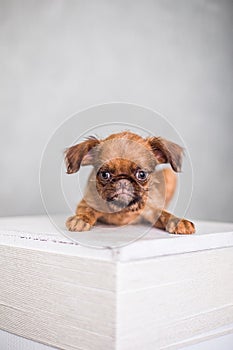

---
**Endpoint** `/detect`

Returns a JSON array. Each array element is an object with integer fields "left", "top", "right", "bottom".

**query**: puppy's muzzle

[
  {"left": 107, "top": 177, "right": 136, "bottom": 204},
  {"left": 115, "top": 179, "right": 134, "bottom": 196}
]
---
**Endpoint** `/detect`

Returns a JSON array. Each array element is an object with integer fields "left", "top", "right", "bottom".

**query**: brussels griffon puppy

[{"left": 65, "top": 131, "right": 195, "bottom": 234}]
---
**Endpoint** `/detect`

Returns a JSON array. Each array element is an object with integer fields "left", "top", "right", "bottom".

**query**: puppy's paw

[
  {"left": 66, "top": 216, "right": 92, "bottom": 232},
  {"left": 166, "top": 218, "right": 195, "bottom": 235}
]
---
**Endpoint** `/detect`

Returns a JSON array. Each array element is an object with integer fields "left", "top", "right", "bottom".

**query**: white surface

[
  {"left": 0, "top": 330, "right": 57, "bottom": 350},
  {"left": 183, "top": 332, "right": 233, "bottom": 350},
  {"left": 1, "top": 216, "right": 233, "bottom": 349},
  {"left": 116, "top": 247, "right": 233, "bottom": 350},
  {"left": 0, "top": 244, "right": 116, "bottom": 349},
  {"left": 0, "top": 215, "right": 233, "bottom": 261},
  {"left": 1, "top": 329, "right": 233, "bottom": 350}
]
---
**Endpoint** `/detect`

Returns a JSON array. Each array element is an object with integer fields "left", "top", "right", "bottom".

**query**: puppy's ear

[
  {"left": 147, "top": 137, "right": 184, "bottom": 172},
  {"left": 65, "top": 136, "right": 100, "bottom": 174}
]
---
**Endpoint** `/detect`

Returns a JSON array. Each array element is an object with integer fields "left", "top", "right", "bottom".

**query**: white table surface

[{"left": 0, "top": 215, "right": 233, "bottom": 261}]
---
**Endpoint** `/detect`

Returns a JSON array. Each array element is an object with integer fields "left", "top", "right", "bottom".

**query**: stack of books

[{"left": 0, "top": 215, "right": 233, "bottom": 350}]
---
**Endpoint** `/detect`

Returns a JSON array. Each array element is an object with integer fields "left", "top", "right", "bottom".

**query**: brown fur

[{"left": 65, "top": 132, "right": 195, "bottom": 234}]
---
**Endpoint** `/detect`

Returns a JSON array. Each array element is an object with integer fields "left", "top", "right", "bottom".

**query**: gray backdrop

[{"left": 0, "top": 0, "right": 233, "bottom": 222}]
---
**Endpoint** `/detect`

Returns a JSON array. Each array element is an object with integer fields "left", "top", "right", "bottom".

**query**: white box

[{"left": 0, "top": 216, "right": 233, "bottom": 350}]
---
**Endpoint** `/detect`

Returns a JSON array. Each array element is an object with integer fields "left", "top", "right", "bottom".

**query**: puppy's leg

[
  {"left": 143, "top": 208, "right": 195, "bottom": 234},
  {"left": 66, "top": 199, "right": 101, "bottom": 232},
  {"left": 154, "top": 209, "right": 195, "bottom": 234}
]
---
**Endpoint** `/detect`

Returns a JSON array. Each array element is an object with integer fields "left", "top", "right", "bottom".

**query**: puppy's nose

[{"left": 116, "top": 179, "right": 132, "bottom": 192}]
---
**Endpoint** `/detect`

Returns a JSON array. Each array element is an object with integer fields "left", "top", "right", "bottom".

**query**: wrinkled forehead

[{"left": 95, "top": 138, "right": 156, "bottom": 170}]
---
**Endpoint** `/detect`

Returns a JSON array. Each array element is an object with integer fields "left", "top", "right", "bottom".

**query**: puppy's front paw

[
  {"left": 66, "top": 216, "right": 92, "bottom": 232},
  {"left": 166, "top": 218, "right": 195, "bottom": 235}
]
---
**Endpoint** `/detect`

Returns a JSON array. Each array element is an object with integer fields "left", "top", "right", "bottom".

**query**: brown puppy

[{"left": 65, "top": 132, "right": 195, "bottom": 234}]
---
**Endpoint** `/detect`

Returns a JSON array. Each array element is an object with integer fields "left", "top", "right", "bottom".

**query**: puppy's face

[
  {"left": 95, "top": 158, "right": 151, "bottom": 211},
  {"left": 65, "top": 132, "right": 183, "bottom": 213},
  {"left": 92, "top": 136, "right": 157, "bottom": 212}
]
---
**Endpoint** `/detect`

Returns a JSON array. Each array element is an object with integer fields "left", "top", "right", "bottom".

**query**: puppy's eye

[
  {"left": 99, "top": 171, "right": 111, "bottom": 181},
  {"left": 135, "top": 170, "right": 148, "bottom": 181}
]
